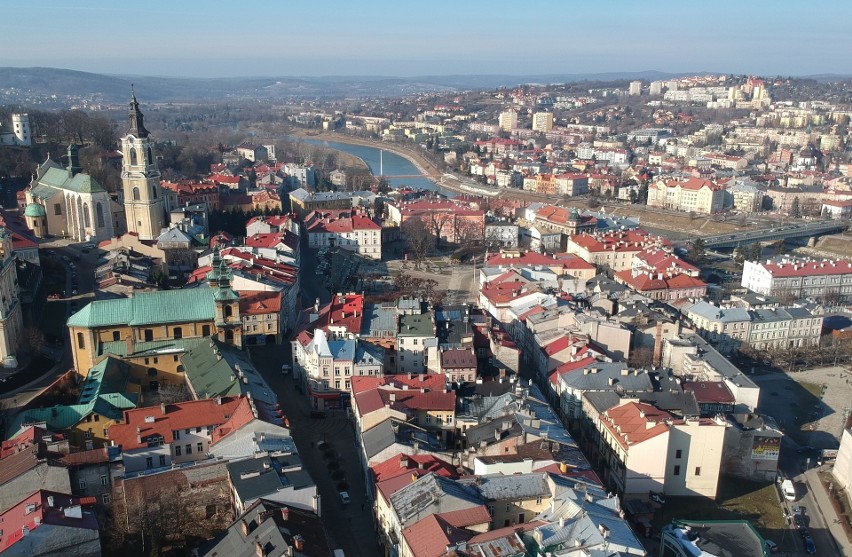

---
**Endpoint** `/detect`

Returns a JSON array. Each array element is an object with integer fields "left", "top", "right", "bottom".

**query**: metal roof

[{"left": 67, "top": 288, "right": 216, "bottom": 328}]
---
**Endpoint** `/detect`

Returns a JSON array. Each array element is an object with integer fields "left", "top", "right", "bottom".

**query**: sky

[{"left": 2, "top": 0, "right": 851, "bottom": 78}]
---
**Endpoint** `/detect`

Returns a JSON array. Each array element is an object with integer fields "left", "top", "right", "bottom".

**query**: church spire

[{"left": 127, "top": 84, "right": 150, "bottom": 138}]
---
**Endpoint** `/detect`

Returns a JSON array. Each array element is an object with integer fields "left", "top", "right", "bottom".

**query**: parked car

[
  {"left": 339, "top": 491, "right": 350, "bottom": 506},
  {"left": 803, "top": 535, "right": 816, "bottom": 554},
  {"left": 281, "top": 364, "right": 292, "bottom": 374},
  {"left": 764, "top": 540, "right": 779, "bottom": 554}
]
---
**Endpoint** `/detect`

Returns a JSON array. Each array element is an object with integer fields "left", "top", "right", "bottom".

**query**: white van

[
  {"left": 333, "top": 550, "right": 345, "bottom": 557},
  {"left": 781, "top": 479, "right": 796, "bottom": 501}
]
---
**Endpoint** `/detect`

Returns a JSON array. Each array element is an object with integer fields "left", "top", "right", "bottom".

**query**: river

[{"left": 289, "top": 136, "right": 454, "bottom": 195}]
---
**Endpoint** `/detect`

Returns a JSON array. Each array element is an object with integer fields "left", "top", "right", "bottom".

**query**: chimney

[
  {"left": 292, "top": 535, "right": 304, "bottom": 552},
  {"left": 47, "top": 496, "right": 54, "bottom": 508},
  {"left": 400, "top": 456, "right": 409, "bottom": 468},
  {"left": 125, "top": 335, "right": 134, "bottom": 356},
  {"left": 240, "top": 519, "right": 250, "bottom": 536},
  {"left": 161, "top": 402, "right": 166, "bottom": 415},
  {"left": 281, "top": 507, "right": 289, "bottom": 521},
  {"left": 136, "top": 427, "right": 141, "bottom": 444},
  {"left": 217, "top": 397, "right": 223, "bottom": 405}
]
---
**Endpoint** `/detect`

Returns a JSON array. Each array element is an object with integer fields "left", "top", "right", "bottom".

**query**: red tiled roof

[
  {"left": 0, "top": 491, "right": 99, "bottom": 553},
  {"left": 109, "top": 396, "right": 246, "bottom": 450},
  {"left": 569, "top": 228, "right": 669, "bottom": 253},
  {"left": 239, "top": 290, "right": 282, "bottom": 315},
  {"left": 371, "top": 453, "right": 458, "bottom": 483},
  {"left": 760, "top": 259, "right": 852, "bottom": 278},
  {"left": 599, "top": 402, "right": 671, "bottom": 450},
  {"left": 305, "top": 209, "right": 381, "bottom": 233},
  {"left": 438, "top": 505, "right": 492, "bottom": 528},
  {"left": 211, "top": 396, "right": 258, "bottom": 443},
  {"left": 57, "top": 448, "right": 109, "bottom": 466},
  {"left": 244, "top": 232, "right": 287, "bottom": 249},
  {"left": 402, "top": 513, "right": 473, "bottom": 557},
  {"left": 1, "top": 426, "right": 61, "bottom": 460}
]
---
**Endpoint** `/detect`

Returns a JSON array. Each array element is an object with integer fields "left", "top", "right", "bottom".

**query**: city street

[{"left": 249, "top": 344, "right": 380, "bottom": 557}]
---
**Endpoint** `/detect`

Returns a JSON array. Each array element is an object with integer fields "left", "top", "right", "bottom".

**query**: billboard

[{"left": 751, "top": 436, "right": 781, "bottom": 460}]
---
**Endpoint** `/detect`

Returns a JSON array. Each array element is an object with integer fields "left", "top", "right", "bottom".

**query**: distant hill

[{"left": 0, "top": 67, "right": 697, "bottom": 102}]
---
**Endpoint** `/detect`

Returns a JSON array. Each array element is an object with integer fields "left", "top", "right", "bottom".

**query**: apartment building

[
  {"left": 531, "top": 111, "right": 553, "bottom": 132},
  {"left": 741, "top": 257, "right": 852, "bottom": 302},
  {"left": 305, "top": 208, "right": 382, "bottom": 259},
  {"left": 565, "top": 229, "right": 670, "bottom": 272}
]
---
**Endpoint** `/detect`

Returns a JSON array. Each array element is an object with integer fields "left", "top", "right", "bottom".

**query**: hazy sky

[{"left": 2, "top": 1, "right": 851, "bottom": 78}]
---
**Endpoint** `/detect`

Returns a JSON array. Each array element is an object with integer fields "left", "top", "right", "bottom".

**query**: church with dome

[{"left": 23, "top": 89, "right": 166, "bottom": 243}]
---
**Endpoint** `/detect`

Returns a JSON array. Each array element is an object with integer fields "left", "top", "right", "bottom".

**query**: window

[
  {"left": 185, "top": 444, "right": 192, "bottom": 455},
  {"left": 487, "top": 505, "right": 494, "bottom": 516},
  {"left": 506, "top": 504, "right": 511, "bottom": 512},
  {"left": 132, "top": 186, "right": 141, "bottom": 201},
  {"left": 173, "top": 327, "right": 182, "bottom": 339},
  {"left": 695, "top": 467, "right": 701, "bottom": 476},
  {"left": 195, "top": 427, "right": 201, "bottom": 434},
  {"left": 79, "top": 479, "right": 87, "bottom": 489},
  {"left": 202, "top": 325, "right": 211, "bottom": 336},
  {"left": 94, "top": 415, "right": 100, "bottom": 422},
  {"left": 175, "top": 445, "right": 182, "bottom": 456},
  {"left": 146, "top": 457, "right": 153, "bottom": 469},
  {"left": 413, "top": 339, "right": 418, "bottom": 345},
  {"left": 77, "top": 332, "right": 85, "bottom": 349},
  {"left": 197, "top": 442, "right": 203, "bottom": 453},
  {"left": 84, "top": 430, "right": 92, "bottom": 439},
  {"left": 112, "top": 331, "right": 120, "bottom": 341},
  {"left": 54, "top": 203, "right": 62, "bottom": 215},
  {"left": 185, "top": 429, "right": 190, "bottom": 434},
  {"left": 144, "top": 329, "right": 153, "bottom": 341},
  {"left": 673, "top": 465, "right": 681, "bottom": 476},
  {"left": 102, "top": 494, "right": 111, "bottom": 505},
  {"left": 96, "top": 202, "right": 105, "bottom": 228},
  {"left": 224, "top": 305, "right": 233, "bottom": 318},
  {"left": 130, "top": 149, "right": 138, "bottom": 165},
  {"left": 147, "top": 146, "right": 153, "bottom": 164},
  {"left": 101, "top": 475, "right": 108, "bottom": 486},
  {"left": 675, "top": 449, "right": 682, "bottom": 459},
  {"left": 536, "top": 496, "right": 542, "bottom": 505},
  {"left": 173, "top": 430, "right": 180, "bottom": 440}
]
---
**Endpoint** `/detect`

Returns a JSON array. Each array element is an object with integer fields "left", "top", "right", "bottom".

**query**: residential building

[
  {"left": 566, "top": 229, "right": 670, "bottom": 272},
  {"left": 833, "top": 426, "right": 852, "bottom": 495},
  {"left": 531, "top": 112, "right": 553, "bottom": 132},
  {"left": 438, "top": 348, "right": 478, "bottom": 383},
  {"left": 613, "top": 268, "right": 707, "bottom": 301},
  {"left": 239, "top": 290, "right": 284, "bottom": 345},
  {"left": 727, "top": 178, "right": 766, "bottom": 212},
  {"left": 595, "top": 401, "right": 725, "bottom": 497},
  {"left": 499, "top": 110, "right": 518, "bottom": 132},
  {"left": 107, "top": 395, "right": 250, "bottom": 474},
  {"left": 741, "top": 257, "right": 852, "bottom": 302},
  {"left": 387, "top": 197, "right": 485, "bottom": 245},
  {"left": 288, "top": 188, "right": 374, "bottom": 219},
  {"left": 305, "top": 208, "right": 382, "bottom": 259},
  {"left": 0, "top": 491, "right": 101, "bottom": 557},
  {"left": 397, "top": 312, "right": 435, "bottom": 373},
  {"left": 58, "top": 448, "right": 115, "bottom": 506},
  {"left": 822, "top": 199, "right": 852, "bottom": 219},
  {"left": 0, "top": 438, "right": 72, "bottom": 514},
  {"left": 629, "top": 80, "right": 642, "bottom": 96},
  {"left": 227, "top": 453, "right": 319, "bottom": 515},
  {"left": 198, "top": 499, "right": 331, "bottom": 557},
  {"left": 0, "top": 228, "right": 23, "bottom": 362},
  {"left": 0, "top": 113, "right": 30, "bottom": 146}
]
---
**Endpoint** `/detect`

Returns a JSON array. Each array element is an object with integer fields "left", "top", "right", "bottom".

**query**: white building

[
  {"left": 0, "top": 113, "right": 30, "bottom": 146},
  {"left": 498, "top": 110, "right": 518, "bottom": 132},
  {"left": 741, "top": 258, "right": 852, "bottom": 302},
  {"left": 304, "top": 208, "right": 382, "bottom": 259}
]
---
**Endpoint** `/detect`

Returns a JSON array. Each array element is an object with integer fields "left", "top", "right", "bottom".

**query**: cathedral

[{"left": 23, "top": 90, "right": 166, "bottom": 242}]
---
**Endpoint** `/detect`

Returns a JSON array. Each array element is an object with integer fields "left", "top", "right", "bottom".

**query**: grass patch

[{"left": 653, "top": 477, "right": 785, "bottom": 537}]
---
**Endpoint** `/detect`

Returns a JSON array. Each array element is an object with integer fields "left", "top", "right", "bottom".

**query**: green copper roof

[
  {"left": 38, "top": 167, "right": 106, "bottom": 194},
  {"left": 181, "top": 338, "right": 252, "bottom": 399},
  {"left": 7, "top": 356, "right": 138, "bottom": 437},
  {"left": 24, "top": 203, "right": 46, "bottom": 217},
  {"left": 68, "top": 288, "right": 216, "bottom": 328},
  {"left": 30, "top": 184, "right": 60, "bottom": 200}
]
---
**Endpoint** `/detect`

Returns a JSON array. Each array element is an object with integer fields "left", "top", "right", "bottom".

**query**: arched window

[
  {"left": 151, "top": 185, "right": 158, "bottom": 199},
  {"left": 147, "top": 147, "right": 153, "bottom": 164},
  {"left": 130, "top": 149, "right": 137, "bottom": 166},
  {"left": 83, "top": 203, "right": 91, "bottom": 228},
  {"left": 132, "top": 187, "right": 141, "bottom": 201},
  {"left": 225, "top": 330, "right": 234, "bottom": 342},
  {"left": 96, "top": 202, "right": 105, "bottom": 228},
  {"left": 224, "top": 305, "right": 233, "bottom": 318}
]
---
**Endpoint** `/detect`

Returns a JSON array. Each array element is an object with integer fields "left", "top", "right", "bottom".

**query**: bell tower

[{"left": 121, "top": 86, "right": 165, "bottom": 240}]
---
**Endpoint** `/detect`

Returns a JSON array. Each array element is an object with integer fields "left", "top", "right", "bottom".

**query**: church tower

[{"left": 121, "top": 87, "right": 165, "bottom": 240}]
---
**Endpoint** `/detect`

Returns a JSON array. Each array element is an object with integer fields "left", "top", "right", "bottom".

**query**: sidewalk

[{"left": 804, "top": 467, "right": 852, "bottom": 556}]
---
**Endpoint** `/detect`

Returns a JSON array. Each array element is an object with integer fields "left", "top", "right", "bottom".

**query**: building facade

[{"left": 121, "top": 90, "right": 165, "bottom": 241}]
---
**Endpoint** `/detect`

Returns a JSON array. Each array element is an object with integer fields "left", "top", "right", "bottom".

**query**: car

[
  {"left": 803, "top": 535, "right": 816, "bottom": 554},
  {"left": 795, "top": 514, "right": 806, "bottom": 529},
  {"left": 316, "top": 440, "right": 328, "bottom": 451},
  {"left": 71, "top": 289, "right": 78, "bottom": 295},
  {"left": 764, "top": 540, "right": 779, "bottom": 554},
  {"left": 339, "top": 491, "right": 350, "bottom": 505},
  {"left": 649, "top": 491, "right": 666, "bottom": 505},
  {"left": 281, "top": 364, "right": 292, "bottom": 374}
]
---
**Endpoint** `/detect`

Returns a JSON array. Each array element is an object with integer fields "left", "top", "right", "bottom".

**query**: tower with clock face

[{"left": 121, "top": 87, "right": 165, "bottom": 241}]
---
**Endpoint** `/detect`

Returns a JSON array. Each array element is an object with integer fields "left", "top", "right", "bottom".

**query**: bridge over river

[{"left": 699, "top": 220, "right": 848, "bottom": 249}]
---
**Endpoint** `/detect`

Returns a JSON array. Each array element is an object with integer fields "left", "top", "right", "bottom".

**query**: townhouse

[{"left": 304, "top": 208, "right": 383, "bottom": 260}]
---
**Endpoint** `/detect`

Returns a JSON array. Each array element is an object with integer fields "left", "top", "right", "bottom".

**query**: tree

[
  {"left": 789, "top": 197, "right": 801, "bottom": 218},
  {"left": 688, "top": 238, "right": 706, "bottom": 265},
  {"left": 772, "top": 240, "right": 786, "bottom": 256},
  {"left": 401, "top": 219, "right": 434, "bottom": 269},
  {"left": 21, "top": 327, "right": 45, "bottom": 355},
  {"left": 628, "top": 346, "right": 654, "bottom": 369}
]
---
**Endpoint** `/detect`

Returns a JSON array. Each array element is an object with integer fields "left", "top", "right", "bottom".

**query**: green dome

[{"left": 24, "top": 203, "right": 46, "bottom": 218}]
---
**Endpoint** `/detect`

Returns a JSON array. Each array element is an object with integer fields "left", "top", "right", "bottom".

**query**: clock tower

[{"left": 121, "top": 86, "right": 165, "bottom": 240}]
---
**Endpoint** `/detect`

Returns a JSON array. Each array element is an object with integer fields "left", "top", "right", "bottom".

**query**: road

[{"left": 249, "top": 344, "right": 380, "bottom": 557}]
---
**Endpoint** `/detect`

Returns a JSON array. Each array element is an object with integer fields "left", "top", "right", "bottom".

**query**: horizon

[{"left": 2, "top": 1, "right": 851, "bottom": 79}]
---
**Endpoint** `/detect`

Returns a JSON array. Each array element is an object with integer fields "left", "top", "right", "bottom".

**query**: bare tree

[
  {"left": 20, "top": 327, "right": 45, "bottom": 355},
  {"left": 401, "top": 219, "right": 434, "bottom": 269}
]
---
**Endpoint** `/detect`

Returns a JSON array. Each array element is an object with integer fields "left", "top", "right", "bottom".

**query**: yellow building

[
  {"left": 67, "top": 250, "right": 243, "bottom": 388},
  {"left": 7, "top": 357, "right": 141, "bottom": 449}
]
